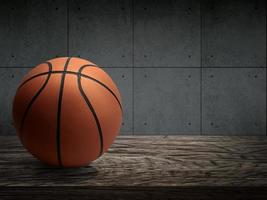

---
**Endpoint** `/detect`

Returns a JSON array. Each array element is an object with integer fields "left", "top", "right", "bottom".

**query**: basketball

[{"left": 12, "top": 57, "right": 123, "bottom": 167}]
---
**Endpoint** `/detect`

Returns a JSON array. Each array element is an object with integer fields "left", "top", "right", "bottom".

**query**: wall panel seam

[
  {"left": 67, "top": 0, "right": 69, "bottom": 56},
  {"left": 200, "top": 0, "right": 203, "bottom": 135},
  {"left": 132, "top": 0, "right": 134, "bottom": 136}
]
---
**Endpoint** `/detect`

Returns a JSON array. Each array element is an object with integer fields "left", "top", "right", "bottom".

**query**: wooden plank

[
  {"left": 1, "top": 136, "right": 267, "bottom": 186},
  {"left": 1, "top": 186, "right": 267, "bottom": 200},
  {"left": 0, "top": 136, "right": 267, "bottom": 199}
]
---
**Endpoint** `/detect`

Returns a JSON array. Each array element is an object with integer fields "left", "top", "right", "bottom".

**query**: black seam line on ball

[
  {"left": 79, "top": 65, "right": 105, "bottom": 156},
  {"left": 56, "top": 57, "right": 72, "bottom": 167},
  {"left": 19, "top": 69, "right": 123, "bottom": 112},
  {"left": 77, "top": 70, "right": 104, "bottom": 157},
  {"left": 18, "top": 64, "right": 98, "bottom": 90},
  {"left": 19, "top": 62, "right": 52, "bottom": 143}
]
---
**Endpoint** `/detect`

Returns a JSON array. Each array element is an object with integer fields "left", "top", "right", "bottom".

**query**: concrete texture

[
  {"left": 134, "top": 0, "right": 201, "bottom": 67},
  {"left": 0, "top": 0, "right": 67, "bottom": 67},
  {"left": 202, "top": 68, "right": 266, "bottom": 135},
  {"left": 69, "top": 0, "right": 132, "bottom": 67},
  {"left": 134, "top": 68, "right": 201, "bottom": 134},
  {"left": 0, "top": 0, "right": 266, "bottom": 135},
  {"left": 202, "top": 0, "right": 266, "bottom": 67}
]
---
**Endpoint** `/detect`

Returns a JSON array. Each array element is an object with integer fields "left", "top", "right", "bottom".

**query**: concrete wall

[{"left": 0, "top": 0, "right": 266, "bottom": 135}]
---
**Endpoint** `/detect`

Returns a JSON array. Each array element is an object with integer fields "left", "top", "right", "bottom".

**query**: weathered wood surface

[{"left": 1, "top": 136, "right": 267, "bottom": 199}]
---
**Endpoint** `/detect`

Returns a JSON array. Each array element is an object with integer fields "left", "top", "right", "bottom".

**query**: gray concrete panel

[
  {"left": 202, "top": 0, "right": 266, "bottom": 67},
  {"left": 103, "top": 67, "right": 133, "bottom": 135},
  {"left": 134, "top": 0, "right": 201, "bottom": 67},
  {"left": 69, "top": 0, "right": 132, "bottom": 67},
  {"left": 134, "top": 68, "right": 201, "bottom": 134},
  {"left": 0, "top": 0, "right": 67, "bottom": 67},
  {"left": 202, "top": 68, "right": 266, "bottom": 135}
]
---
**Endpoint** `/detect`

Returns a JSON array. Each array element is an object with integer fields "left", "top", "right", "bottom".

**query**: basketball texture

[{"left": 12, "top": 57, "right": 123, "bottom": 167}]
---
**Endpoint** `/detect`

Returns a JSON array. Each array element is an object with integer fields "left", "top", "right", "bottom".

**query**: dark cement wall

[{"left": 0, "top": 0, "right": 266, "bottom": 135}]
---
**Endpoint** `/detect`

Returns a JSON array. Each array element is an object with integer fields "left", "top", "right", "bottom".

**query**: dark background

[{"left": 0, "top": 0, "right": 266, "bottom": 136}]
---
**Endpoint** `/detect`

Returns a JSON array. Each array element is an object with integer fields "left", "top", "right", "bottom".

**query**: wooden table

[{"left": 1, "top": 136, "right": 267, "bottom": 199}]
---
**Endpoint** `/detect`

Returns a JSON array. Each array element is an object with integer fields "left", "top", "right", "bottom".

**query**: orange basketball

[{"left": 12, "top": 57, "right": 123, "bottom": 167}]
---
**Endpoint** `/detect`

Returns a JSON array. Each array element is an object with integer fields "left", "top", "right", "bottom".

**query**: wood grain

[{"left": 0, "top": 136, "right": 267, "bottom": 199}]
